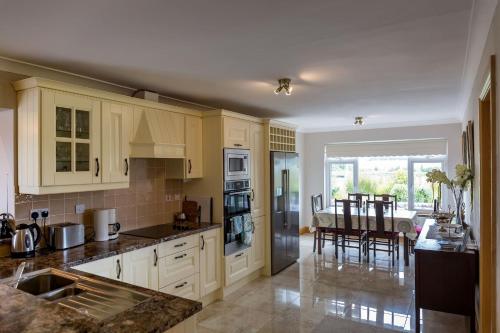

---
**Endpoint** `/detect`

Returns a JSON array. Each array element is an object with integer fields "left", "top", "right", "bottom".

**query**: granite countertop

[{"left": 0, "top": 222, "right": 221, "bottom": 333}]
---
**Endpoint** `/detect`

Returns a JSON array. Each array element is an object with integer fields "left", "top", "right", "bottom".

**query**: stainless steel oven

[
  {"left": 223, "top": 179, "right": 252, "bottom": 255},
  {"left": 224, "top": 148, "right": 250, "bottom": 181}
]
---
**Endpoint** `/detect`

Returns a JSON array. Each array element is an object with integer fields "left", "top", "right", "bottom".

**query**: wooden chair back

[
  {"left": 348, "top": 193, "right": 370, "bottom": 207},
  {"left": 335, "top": 199, "right": 361, "bottom": 234},
  {"left": 374, "top": 194, "right": 398, "bottom": 210},
  {"left": 366, "top": 200, "right": 394, "bottom": 237},
  {"left": 311, "top": 194, "right": 324, "bottom": 215}
]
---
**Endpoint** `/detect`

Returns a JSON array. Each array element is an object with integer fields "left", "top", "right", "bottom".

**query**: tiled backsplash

[{"left": 14, "top": 159, "right": 183, "bottom": 232}]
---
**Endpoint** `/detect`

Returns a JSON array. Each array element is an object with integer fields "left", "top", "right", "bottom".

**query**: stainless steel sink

[{"left": 3, "top": 269, "right": 150, "bottom": 321}]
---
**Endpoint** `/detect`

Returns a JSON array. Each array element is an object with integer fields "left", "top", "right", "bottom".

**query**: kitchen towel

[
  {"left": 242, "top": 214, "right": 253, "bottom": 246},
  {"left": 232, "top": 216, "right": 243, "bottom": 234}
]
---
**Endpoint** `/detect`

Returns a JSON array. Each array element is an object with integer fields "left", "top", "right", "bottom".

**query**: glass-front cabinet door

[{"left": 41, "top": 89, "right": 101, "bottom": 186}]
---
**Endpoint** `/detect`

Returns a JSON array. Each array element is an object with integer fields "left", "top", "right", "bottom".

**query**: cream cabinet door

[
  {"left": 41, "top": 89, "right": 101, "bottom": 186},
  {"left": 159, "top": 273, "right": 200, "bottom": 301},
  {"left": 250, "top": 123, "right": 265, "bottom": 217},
  {"left": 122, "top": 245, "right": 159, "bottom": 290},
  {"left": 185, "top": 116, "right": 203, "bottom": 178},
  {"left": 250, "top": 216, "right": 265, "bottom": 272},
  {"left": 101, "top": 101, "right": 132, "bottom": 184},
  {"left": 158, "top": 247, "right": 199, "bottom": 289},
  {"left": 224, "top": 249, "right": 250, "bottom": 286},
  {"left": 73, "top": 255, "right": 123, "bottom": 281},
  {"left": 223, "top": 117, "right": 250, "bottom": 149},
  {"left": 199, "top": 229, "right": 221, "bottom": 297}
]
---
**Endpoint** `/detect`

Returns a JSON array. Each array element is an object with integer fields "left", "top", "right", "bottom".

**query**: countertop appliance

[
  {"left": 271, "top": 151, "right": 300, "bottom": 275},
  {"left": 93, "top": 208, "right": 119, "bottom": 241},
  {"left": 224, "top": 148, "right": 250, "bottom": 182},
  {"left": 11, "top": 222, "right": 41, "bottom": 258},
  {"left": 48, "top": 223, "right": 85, "bottom": 250}
]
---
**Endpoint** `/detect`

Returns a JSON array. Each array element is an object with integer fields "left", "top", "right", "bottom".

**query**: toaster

[{"left": 48, "top": 223, "right": 85, "bottom": 250}]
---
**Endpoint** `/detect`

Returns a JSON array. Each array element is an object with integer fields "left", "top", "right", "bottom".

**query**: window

[{"left": 325, "top": 156, "right": 445, "bottom": 210}]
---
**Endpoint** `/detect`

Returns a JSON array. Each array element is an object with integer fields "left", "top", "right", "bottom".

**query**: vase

[{"left": 453, "top": 188, "right": 464, "bottom": 226}]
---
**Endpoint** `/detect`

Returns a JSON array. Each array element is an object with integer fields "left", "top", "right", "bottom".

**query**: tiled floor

[{"left": 197, "top": 235, "right": 469, "bottom": 332}]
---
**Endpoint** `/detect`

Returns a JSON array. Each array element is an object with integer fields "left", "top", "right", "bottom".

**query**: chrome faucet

[{"left": 12, "top": 261, "right": 26, "bottom": 288}]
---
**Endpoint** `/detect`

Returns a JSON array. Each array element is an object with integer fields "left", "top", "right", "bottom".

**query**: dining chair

[
  {"left": 373, "top": 194, "right": 398, "bottom": 210},
  {"left": 311, "top": 194, "right": 335, "bottom": 252},
  {"left": 334, "top": 199, "right": 368, "bottom": 262},
  {"left": 348, "top": 193, "right": 370, "bottom": 208},
  {"left": 366, "top": 200, "right": 399, "bottom": 266}
]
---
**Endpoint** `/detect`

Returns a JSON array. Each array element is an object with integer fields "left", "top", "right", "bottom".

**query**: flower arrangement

[{"left": 426, "top": 164, "right": 473, "bottom": 225}]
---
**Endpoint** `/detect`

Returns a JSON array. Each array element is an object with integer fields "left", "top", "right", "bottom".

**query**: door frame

[{"left": 478, "top": 54, "right": 497, "bottom": 333}]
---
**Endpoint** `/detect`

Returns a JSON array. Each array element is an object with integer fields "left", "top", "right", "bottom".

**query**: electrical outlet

[
  {"left": 30, "top": 208, "right": 49, "bottom": 220},
  {"left": 75, "top": 204, "right": 86, "bottom": 214}
]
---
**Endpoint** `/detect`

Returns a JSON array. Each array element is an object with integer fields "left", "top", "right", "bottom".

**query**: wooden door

[
  {"left": 122, "top": 245, "right": 159, "bottom": 290},
  {"left": 250, "top": 123, "right": 265, "bottom": 217},
  {"left": 250, "top": 215, "right": 265, "bottom": 271},
  {"left": 478, "top": 55, "right": 497, "bottom": 333},
  {"left": 185, "top": 116, "right": 203, "bottom": 178},
  {"left": 101, "top": 101, "right": 132, "bottom": 184},
  {"left": 223, "top": 117, "right": 250, "bottom": 148},
  {"left": 199, "top": 229, "right": 221, "bottom": 297},
  {"left": 41, "top": 89, "right": 101, "bottom": 186}
]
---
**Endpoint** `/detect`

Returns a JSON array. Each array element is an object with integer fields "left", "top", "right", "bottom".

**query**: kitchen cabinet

[
  {"left": 250, "top": 123, "right": 265, "bottom": 217},
  {"left": 159, "top": 273, "right": 200, "bottom": 301},
  {"left": 73, "top": 254, "right": 123, "bottom": 281},
  {"left": 122, "top": 245, "right": 159, "bottom": 290},
  {"left": 250, "top": 215, "right": 265, "bottom": 272},
  {"left": 158, "top": 247, "right": 199, "bottom": 288},
  {"left": 101, "top": 101, "right": 132, "bottom": 184},
  {"left": 224, "top": 249, "right": 250, "bottom": 287},
  {"left": 199, "top": 228, "right": 221, "bottom": 297},
  {"left": 223, "top": 116, "right": 250, "bottom": 149},
  {"left": 41, "top": 89, "right": 101, "bottom": 187},
  {"left": 185, "top": 115, "right": 203, "bottom": 178}
]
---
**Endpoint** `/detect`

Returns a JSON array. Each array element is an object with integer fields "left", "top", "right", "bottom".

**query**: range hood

[{"left": 130, "top": 108, "right": 185, "bottom": 159}]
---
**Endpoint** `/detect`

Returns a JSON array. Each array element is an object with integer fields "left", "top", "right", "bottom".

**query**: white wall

[{"left": 301, "top": 123, "right": 462, "bottom": 227}]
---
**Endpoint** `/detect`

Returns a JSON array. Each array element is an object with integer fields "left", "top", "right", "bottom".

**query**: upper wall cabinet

[
  {"left": 223, "top": 116, "right": 250, "bottom": 149},
  {"left": 130, "top": 107, "right": 185, "bottom": 158}
]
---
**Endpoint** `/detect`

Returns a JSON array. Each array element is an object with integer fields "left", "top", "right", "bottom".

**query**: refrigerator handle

[
  {"left": 282, "top": 169, "right": 288, "bottom": 228},
  {"left": 285, "top": 169, "right": 290, "bottom": 228}
]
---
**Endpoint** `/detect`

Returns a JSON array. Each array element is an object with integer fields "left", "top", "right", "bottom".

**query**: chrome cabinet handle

[
  {"left": 124, "top": 158, "right": 129, "bottom": 176},
  {"left": 116, "top": 259, "right": 121, "bottom": 279},
  {"left": 95, "top": 158, "right": 100, "bottom": 177},
  {"left": 174, "top": 242, "right": 187, "bottom": 248},
  {"left": 188, "top": 159, "right": 192, "bottom": 174},
  {"left": 153, "top": 249, "right": 158, "bottom": 267},
  {"left": 201, "top": 235, "right": 205, "bottom": 250},
  {"left": 174, "top": 253, "right": 187, "bottom": 260},
  {"left": 175, "top": 281, "right": 188, "bottom": 289},
  {"left": 234, "top": 143, "right": 242, "bottom": 147},
  {"left": 235, "top": 253, "right": 243, "bottom": 258}
]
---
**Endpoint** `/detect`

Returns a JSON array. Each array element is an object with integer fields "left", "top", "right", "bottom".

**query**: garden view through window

[{"left": 327, "top": 156, "right": 445, "bottom": 210}]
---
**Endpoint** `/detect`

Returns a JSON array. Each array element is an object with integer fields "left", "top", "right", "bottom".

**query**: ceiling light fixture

[
  {"left": 274, "top": 78, "right": 293, "bottom": 96},
  {"left": 354, "top": 116, "right": 364, "bottom": 126}
]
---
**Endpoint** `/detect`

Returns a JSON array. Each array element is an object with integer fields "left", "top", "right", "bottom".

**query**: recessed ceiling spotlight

[
  {"left": 354, "top": 116, "right": 364, "bottom": 125},
  {"left": 274, "top": 78, "right": 293, "bottom": 96}
]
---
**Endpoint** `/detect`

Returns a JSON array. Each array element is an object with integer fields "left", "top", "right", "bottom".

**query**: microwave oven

[{"left": 224, "top": 148, "right": 250, "bottom": 181}]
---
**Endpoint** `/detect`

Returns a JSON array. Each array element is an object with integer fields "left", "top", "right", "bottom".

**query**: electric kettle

[{"left": 11, "top": 223, "right": 41, "bottom": 258}]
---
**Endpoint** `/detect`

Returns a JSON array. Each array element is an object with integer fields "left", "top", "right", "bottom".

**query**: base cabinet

[
  {"left": 199, "top": 229, "right": 222, "bottom": 297},
  {"left": 122, "top": 245, "right": 159, "bottom": 290},
  {"left": 250, "top": 216, "right": 265, "bottom": 272},
  {"left": 224, "top": 249, "right": 250, "bottom": 287},
  {"left": 73, "top": 254, "right": 123, "bottom": 281},
  {"left": 159, "top": 273, "right": 200, "bottom": 301}
]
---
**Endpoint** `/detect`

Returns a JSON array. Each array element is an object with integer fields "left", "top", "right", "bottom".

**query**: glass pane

[
  {"left": 56, "top": 142, "right": 72, "bottom": 172},
  {"left": 329, "top": 163, "right": 354, "bottom": 206},
  {"left": 75, "top": 110, "right": 90, "bottom": 139},
  {"left": 56, "top": 107, "right": 72, "bottom": 138},
  {"left": 358, "top": 157, "right": 408, "bottom": 209},
  {"left": 413, "top": 162, "right": 443, "bottom": 210},
  {"left": 75, "top": 143, "right": 90, "bottom": 171}
]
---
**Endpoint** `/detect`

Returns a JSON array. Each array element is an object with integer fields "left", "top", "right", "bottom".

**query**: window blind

[{"left": 325, "top": 138, "right": 447, "bottom": 158}]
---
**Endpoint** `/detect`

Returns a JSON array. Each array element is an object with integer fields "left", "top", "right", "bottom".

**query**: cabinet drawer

[
  {"left": 159, "top": 247, "right": 199, "bottom": 288},
  {"left": 225, "top": 250, "right": 250, "bottom": 287},
  {"left": 158, "top": 235, "right": 198, "bottom": 257},
  {"left": 159, "top": 273, "right": 200, "bottom": 301}
]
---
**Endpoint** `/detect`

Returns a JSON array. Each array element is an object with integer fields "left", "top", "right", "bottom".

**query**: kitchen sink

[
  {"left": 16, "top": 273, "right": 75, "bottom": 296},
  {"left": 4, "top": 269, "right": 150, "bottom": 321}
]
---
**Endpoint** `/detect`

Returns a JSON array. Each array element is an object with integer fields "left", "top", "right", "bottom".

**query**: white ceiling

[{"left": 0, "top": 0, "right": 473, "bottom": 132}]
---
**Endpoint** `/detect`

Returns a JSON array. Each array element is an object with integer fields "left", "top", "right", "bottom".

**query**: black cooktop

[{"left": 121, "top": 223, "right": 209, "bottom": 239}]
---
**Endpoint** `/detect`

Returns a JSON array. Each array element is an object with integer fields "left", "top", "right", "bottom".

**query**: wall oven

[
  {"left": 223, "top": 179, "right": 252, "bottom": 255},
  {"left": 224, "top": 148, "right": 250, "bottom": 182}
]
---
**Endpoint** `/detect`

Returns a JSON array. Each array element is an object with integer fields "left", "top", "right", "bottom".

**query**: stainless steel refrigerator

[{"left": 271, "top": 152, "right": 300, "bottom": 275}]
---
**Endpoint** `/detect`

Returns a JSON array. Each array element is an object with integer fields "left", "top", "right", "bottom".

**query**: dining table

[{"left": 313, "top": 206, "right": 418, "bottom": 266}]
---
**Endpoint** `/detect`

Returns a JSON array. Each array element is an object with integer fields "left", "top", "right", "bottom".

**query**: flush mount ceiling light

[
  {"left": 274, "top": 78, "right": 293, "bottom": 96},
  {"left": 354, "top": 116, "right": 364, "bottom": 125}
]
